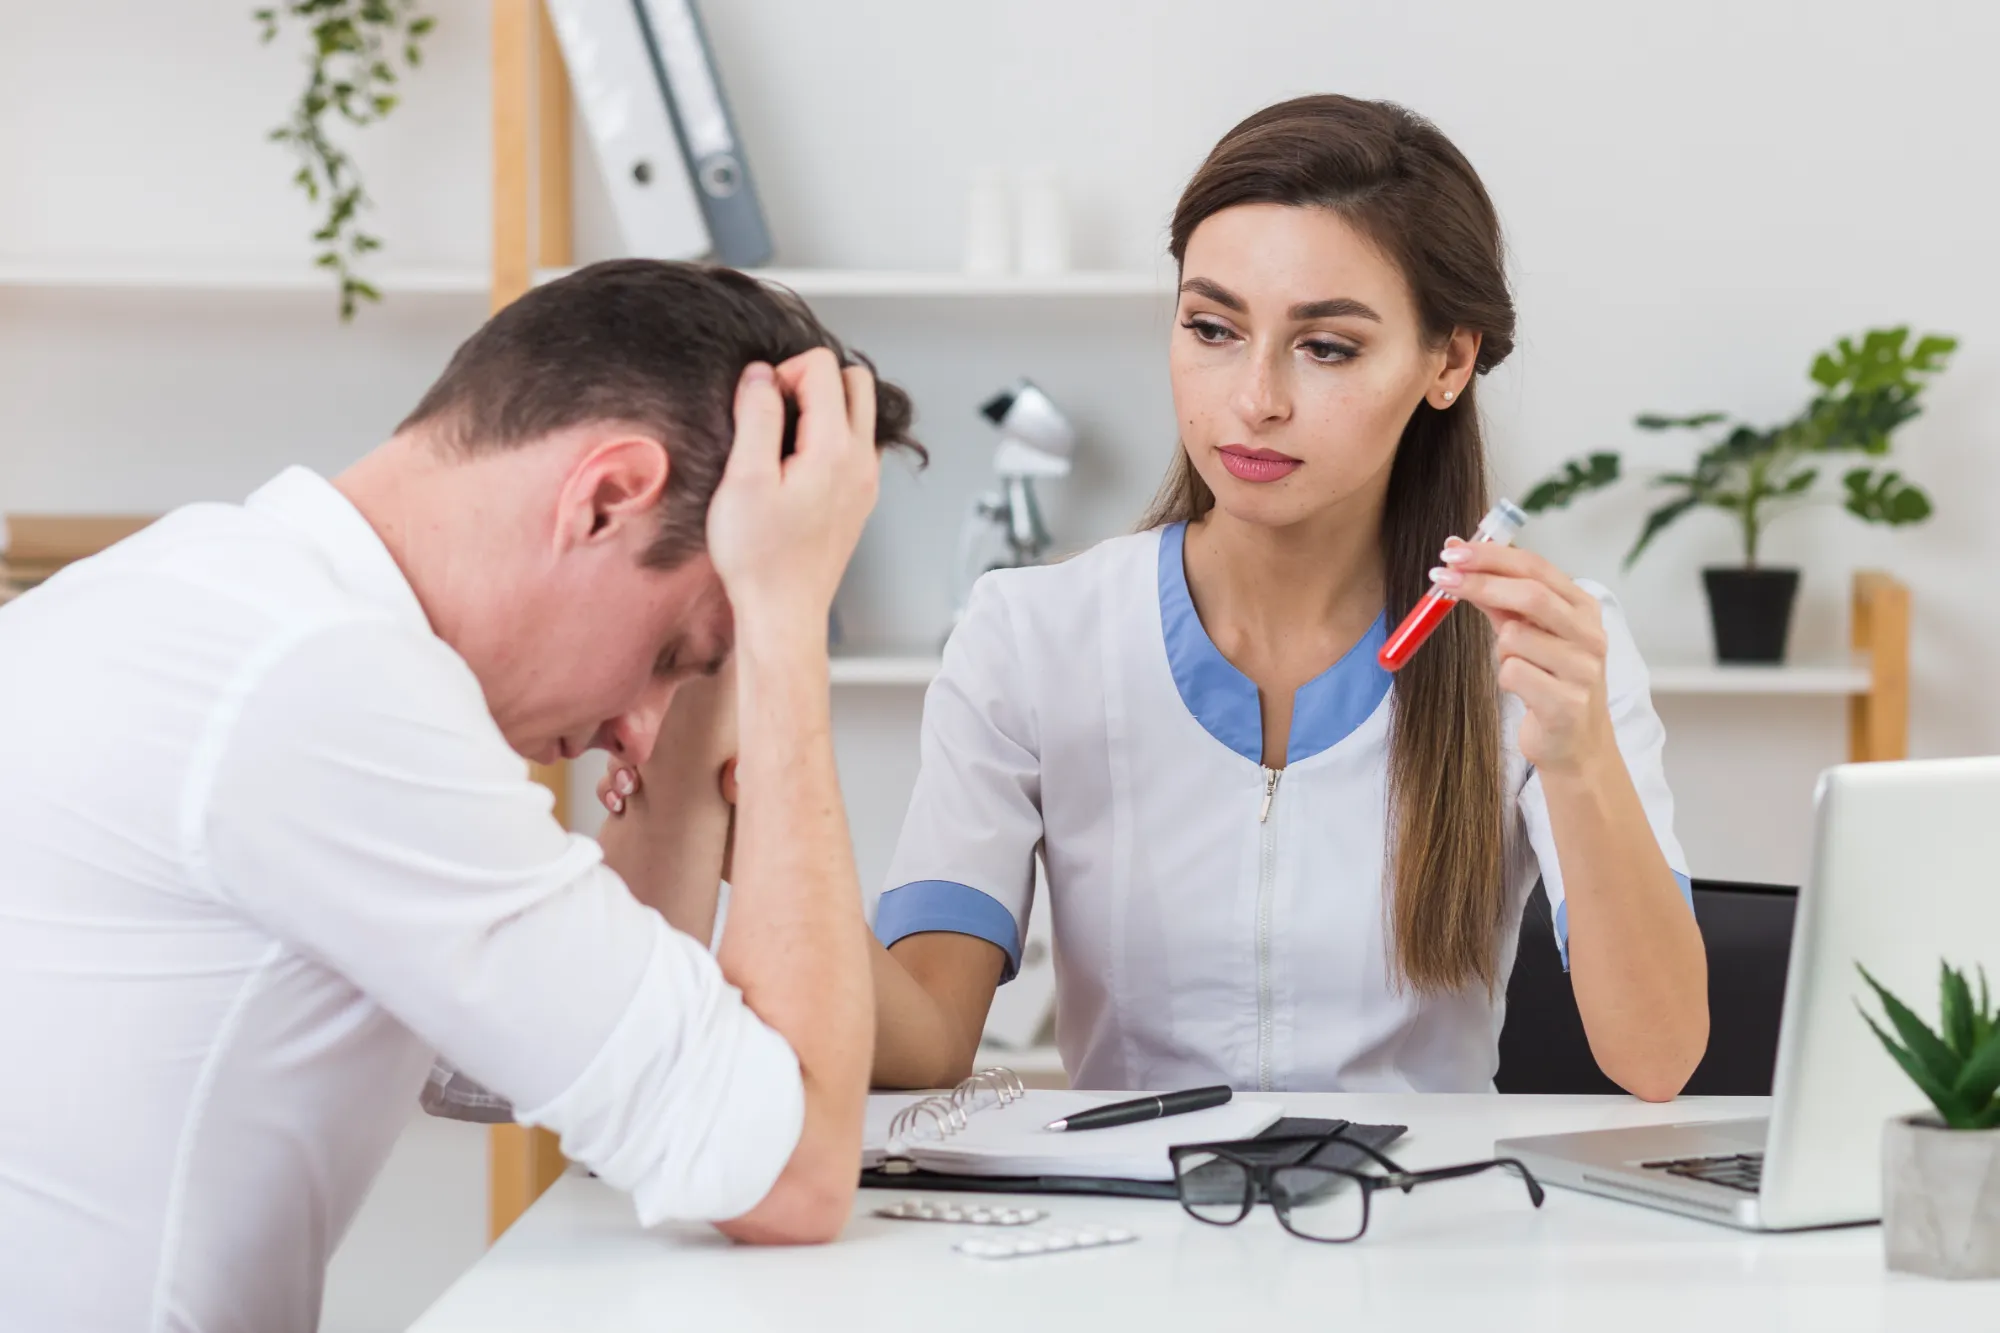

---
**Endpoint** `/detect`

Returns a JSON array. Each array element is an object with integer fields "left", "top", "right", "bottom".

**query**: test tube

[{"left": 1376, "top": 499, "right": 1527, "bottom": 673}]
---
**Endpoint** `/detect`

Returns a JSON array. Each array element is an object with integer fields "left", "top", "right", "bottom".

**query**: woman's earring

[{"left": 1442, "top": 389, "right": 1456, "bottom": 403}]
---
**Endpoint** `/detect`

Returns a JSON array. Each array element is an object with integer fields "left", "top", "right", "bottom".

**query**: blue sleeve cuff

[
  {"left": 875, "top": 880, "right": 1024, "bottom": 983},
  {"left": 1552, "top": 870, "right": 1692, "bottom": 972}
]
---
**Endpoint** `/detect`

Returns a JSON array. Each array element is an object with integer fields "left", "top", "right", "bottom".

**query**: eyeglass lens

[
  {"left": 1269, "top": 1166, "right": 1368, "bottom": 1241},
  {"left": 1173, "top": 1150, "right": 1254, "bottom": 1224}
]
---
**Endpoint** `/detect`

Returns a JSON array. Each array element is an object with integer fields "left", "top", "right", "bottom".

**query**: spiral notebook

[{"left": 863, "top": 1069, "right": 1286, "bottom": 1183}]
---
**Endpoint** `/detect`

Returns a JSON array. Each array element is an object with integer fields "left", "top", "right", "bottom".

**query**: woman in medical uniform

[{"left": 606, "top": 95, "right": 1708, "bottom": 1100}]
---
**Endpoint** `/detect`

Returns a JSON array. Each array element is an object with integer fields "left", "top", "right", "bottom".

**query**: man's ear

[{"left": 556, "top": 431, "right": 671, "bottom": 555}]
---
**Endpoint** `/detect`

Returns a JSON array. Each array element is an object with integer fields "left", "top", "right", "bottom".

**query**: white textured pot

[{"left": 1882, "top": 1114, "right": 2000, "bottom": 1279}]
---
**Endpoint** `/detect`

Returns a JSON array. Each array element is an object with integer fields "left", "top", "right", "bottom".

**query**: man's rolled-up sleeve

[
  {"left": 193, "top": 616, "right": 803, "bottom": 1223},
  {"left": 516, "top": 916, "right": 802, "bottom": 1222}
]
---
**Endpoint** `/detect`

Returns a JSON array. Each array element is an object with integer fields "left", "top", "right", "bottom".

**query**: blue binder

[{"left": 631, "top": 0, "right": 775, "bottom": 267}]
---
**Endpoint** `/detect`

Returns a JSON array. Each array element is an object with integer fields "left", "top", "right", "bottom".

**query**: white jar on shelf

[
  {"left": 1015, "top": 168, "right": 1071, "bottom": 275},
  {"left": 961, "top": 167, "right": 1013, "bottom": 276}
]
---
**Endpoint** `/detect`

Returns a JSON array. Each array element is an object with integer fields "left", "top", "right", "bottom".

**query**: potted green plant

[
  {"left": 1857, "top": 961, "right": 2000, "bottom": 1278},
  {"left": 1522, "top": 327, "right": 1954, "bottom": 663}
]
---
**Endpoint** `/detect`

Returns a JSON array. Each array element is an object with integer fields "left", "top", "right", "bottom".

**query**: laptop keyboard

[{"left": 1640, "top": 1152, "right": 1764, "bottom": 1193}]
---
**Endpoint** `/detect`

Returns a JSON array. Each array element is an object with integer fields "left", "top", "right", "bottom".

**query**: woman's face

[{"left": 1169, "top": 203, "right": 1475, "bottom": 531}]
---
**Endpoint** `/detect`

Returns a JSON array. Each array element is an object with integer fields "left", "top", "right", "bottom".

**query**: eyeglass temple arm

[
  {"left": 1331, "top": 1135, "right": 1407, "bottom": 1175},
  {"left": 1389, "top": 1157, "right": 1546, "bottom": 1206}
]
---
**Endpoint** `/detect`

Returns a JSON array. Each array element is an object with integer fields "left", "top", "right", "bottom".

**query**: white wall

[{"left": 6, "top": 0, "right": 1999, "bottom": 1325}]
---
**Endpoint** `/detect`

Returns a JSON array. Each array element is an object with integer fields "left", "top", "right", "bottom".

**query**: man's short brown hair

[{"left": 399, "top": 259, "right": 922, "bottom": 568}]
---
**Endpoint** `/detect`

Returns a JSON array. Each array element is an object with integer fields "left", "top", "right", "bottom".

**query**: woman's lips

[{"left": 1217, "top": 444, "right": 1303, "bottom": 483}]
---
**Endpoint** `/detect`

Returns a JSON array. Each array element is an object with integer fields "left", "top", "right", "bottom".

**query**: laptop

[{"left": 1497, "top": 755, "right": 2000, "bottom": 1230}]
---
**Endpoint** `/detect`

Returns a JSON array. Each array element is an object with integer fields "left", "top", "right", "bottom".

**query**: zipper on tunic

[{"left": 1255, "top": 766, "right": 1282, "bottom": 1092}]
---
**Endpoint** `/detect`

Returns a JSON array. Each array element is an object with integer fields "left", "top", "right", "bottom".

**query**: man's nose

[{"left": 606, "top": 681, "right": 679, "bottom": 768}]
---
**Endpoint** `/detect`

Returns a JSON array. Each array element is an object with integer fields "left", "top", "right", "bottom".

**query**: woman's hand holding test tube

[{"left": 1426, "top": 537, "right": 1612, "bottom": 777}]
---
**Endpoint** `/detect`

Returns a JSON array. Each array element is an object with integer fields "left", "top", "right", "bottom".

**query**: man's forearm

[
  {"left": 695, "top": 346, "right": 885, "bottom": 1238},
  {"left": 720, "top": 629, "right": 872, "bottom": 1112}
]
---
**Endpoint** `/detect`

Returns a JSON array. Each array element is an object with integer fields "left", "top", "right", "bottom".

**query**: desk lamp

[{"left": 951, "top": 379, "right": 1077, "bottom": 629}]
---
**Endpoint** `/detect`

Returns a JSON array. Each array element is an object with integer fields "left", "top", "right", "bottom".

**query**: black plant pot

[{"left": 1703, "top": 567, "right": 1800, "bottom": 663}]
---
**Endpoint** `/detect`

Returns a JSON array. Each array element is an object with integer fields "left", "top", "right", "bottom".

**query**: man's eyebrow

[
  {"left": 1290, "top": 296, "right": 1382, "bottom": 322},
  {"left": 1178, "top": 276, "right": 1245, "bottom": 311}
]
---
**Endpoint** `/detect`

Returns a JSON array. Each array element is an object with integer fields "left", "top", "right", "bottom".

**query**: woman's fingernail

[
  {"left": 606, "top": 793, "right": 624, "bottom": 815},
  {"left": 1430, "top": 566, "right": 1463, "bottom": 588},
  {"left": 615, "top": 770, "right": 636, "bottom": 795},
  {"left": 1440, "top": 546, "right": 1469, "bottom": 564}
]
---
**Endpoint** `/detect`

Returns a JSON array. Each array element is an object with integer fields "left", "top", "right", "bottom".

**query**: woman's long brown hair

[{"left": 1139, "top": 95, "right": 1519, "bottom": 994}]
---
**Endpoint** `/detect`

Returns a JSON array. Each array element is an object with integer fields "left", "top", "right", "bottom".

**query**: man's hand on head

[{"left": 704, "top": 349, "right": 881, "bottom": 649}]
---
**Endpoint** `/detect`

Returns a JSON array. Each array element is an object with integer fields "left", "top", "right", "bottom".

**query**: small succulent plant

[{"left": 1858, "top": 961, "right": 2000, "bottom": 1130}]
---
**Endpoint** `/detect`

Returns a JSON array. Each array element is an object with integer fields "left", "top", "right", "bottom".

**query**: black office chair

[{"left": 1494, "top": 878, "right": 1797, "bottom": 1096}]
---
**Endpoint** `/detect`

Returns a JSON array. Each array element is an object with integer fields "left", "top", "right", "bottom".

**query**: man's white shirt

[{"left": 0, "top": 468, "right": 802, "bottom": 1333}]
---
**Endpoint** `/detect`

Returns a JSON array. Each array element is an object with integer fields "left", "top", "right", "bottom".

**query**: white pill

[
  {"left": 941, "top": 1208, "right": 964, "bottom": 1222},
  {"left": 1043, "top": 1234, "right": 1076, "bottom": 1251},
  {"left": 1013, "top": 1239, "right": 1045, "bottom": 1254},
  {"left": 1106, "top": 1228, "right": 1134, "bottom": 1243},
  {"left": 969, "top": 1209, "right": 992, "bottom": 1224},
  {"left": 959, "top": 1239, "right": 1003, "bottom": 1257},
  {"left": 1074, "top": 1231, "right": 1104, "bottom": 1247}
]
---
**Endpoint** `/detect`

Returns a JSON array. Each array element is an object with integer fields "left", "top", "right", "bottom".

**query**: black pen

[{"left": 1043, "top": 1085, "right": 1233, "bottom": 1132}]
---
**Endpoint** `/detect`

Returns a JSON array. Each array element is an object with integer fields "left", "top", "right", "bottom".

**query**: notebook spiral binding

[{"left": 883, "top": 1067, "right": 1026, "bottom": 1160}]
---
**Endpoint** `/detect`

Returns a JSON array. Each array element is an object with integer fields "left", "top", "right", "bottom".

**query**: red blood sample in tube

[
  {"left": 1377, "top": 588, "right": 1458, "bottom": 673},
  {"left": 1376, "top": 498, "right": 1527, "bottom": 674}
]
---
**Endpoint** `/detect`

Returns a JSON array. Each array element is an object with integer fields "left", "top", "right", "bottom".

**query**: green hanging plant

[{"left": 256, "top": 2, "right": 437, "bottom": 320}]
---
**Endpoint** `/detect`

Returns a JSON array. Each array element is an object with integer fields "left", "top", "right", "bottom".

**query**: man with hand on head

[{"left": 0, "top": 260, "right": 916, "bottom": 1333}]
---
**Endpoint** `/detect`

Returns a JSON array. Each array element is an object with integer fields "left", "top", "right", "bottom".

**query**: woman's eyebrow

[
  {"left": 1178, "top": 277, "right": 1382, "bottom": 324},
  {"left": 1178, "top": 276, "right": 1245, "bottom": 311},
  {"left": 1290, "top": 296, "right": 1382, "bottom": 322}
]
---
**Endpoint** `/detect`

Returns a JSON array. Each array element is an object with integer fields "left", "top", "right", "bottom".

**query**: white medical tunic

[{"left": 877, "top": 522, "right": 1690, "bottom": 1093}]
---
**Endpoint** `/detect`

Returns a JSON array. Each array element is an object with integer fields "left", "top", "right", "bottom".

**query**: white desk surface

[{"left": 410, "top": 1093, "right": 1994, "bottom": 1332}]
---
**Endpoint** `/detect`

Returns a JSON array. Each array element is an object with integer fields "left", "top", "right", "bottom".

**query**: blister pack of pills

[
  {"left": 954, "top": 1225, "right": 1138, "bottom": 1259},
  {"left": 872, "top": 1197, "right": 1045, "bottom": 1226}
]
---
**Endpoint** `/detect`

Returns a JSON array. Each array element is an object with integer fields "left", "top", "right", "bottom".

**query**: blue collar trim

[{"left": 1156, "top": 521, "right": 1392, "bottom": 766}]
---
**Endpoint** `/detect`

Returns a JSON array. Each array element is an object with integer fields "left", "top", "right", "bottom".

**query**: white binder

[{"left": 546, "top": 0, "right": 711, "bottom": 260}]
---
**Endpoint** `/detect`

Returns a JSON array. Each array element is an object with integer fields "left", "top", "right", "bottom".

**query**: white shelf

[
  {"left": 534, "top": 265, "right": 1168, "bottom": 298},
  {"left": 830, "top": 654, "right": 943, "bottom": 686},
  {"left": 0, "top": 261, "right": 1168, "bottom": 301},
  {"left": 830, "top": 655, "right": 1875, "bottom": 697},
  {"left": 0, "top": 261, "right": 487, "bottom": 295},
  {"left": 1647, "top": 660, "right": 1872, "bottom": 696}
]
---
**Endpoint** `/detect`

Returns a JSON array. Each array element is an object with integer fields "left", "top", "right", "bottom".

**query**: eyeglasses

[{"left": 1168, "top": 1129, "right": 1546, "bottom": 1243}]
